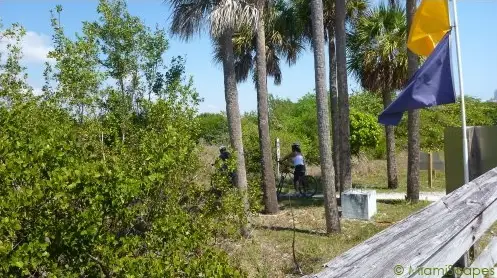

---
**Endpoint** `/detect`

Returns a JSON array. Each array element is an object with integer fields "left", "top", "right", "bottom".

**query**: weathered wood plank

[
  {"left": 460, "top": 237, "right": 497, "bottom": 278},
  {"left": 413, "top": 199, "right": 497, "bottom": 278},
  {"left": 306, "top": 168, "right": 497, "bottom": 278}
]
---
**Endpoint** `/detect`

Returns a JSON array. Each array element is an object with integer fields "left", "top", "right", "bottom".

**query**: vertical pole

[
  {"left": 428, "top": 152, "right": 433, "bottom": 188},
  {"left": 450, "top": 2, "right": 472, "bottom": 274},
  {"left": 276, "top": 138, "right": 280, "bottom": 178},
  {"left": 451, "top": 0, "right": 469, "bottom": 184}
]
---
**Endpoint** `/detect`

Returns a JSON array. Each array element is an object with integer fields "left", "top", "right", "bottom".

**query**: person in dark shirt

[
  {"left": 219, "top": 146, "right": 230, "bottom": 163},
  {"left": 218, "top": 146, "right": 235, "bottom": 185}
]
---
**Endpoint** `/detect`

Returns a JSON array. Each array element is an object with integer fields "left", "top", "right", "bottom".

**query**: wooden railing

[{"left": 306, "top": 167, "right": 497, "bottom": 278}]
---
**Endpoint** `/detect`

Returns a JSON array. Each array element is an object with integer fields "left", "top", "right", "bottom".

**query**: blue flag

[{"left": 378, "top": 31, "right": 455, "bottom": 126}]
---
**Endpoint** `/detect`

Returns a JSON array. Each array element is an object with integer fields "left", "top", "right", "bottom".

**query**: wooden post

[
  {"left": 449, "top": 252, "right": 469, "bottom": 278},
  {"left": 428, "top": 152, "right": 433, "bottom": 188},
  {"left": 460, "top": 237, "right": 497, "bottom": 278},
  {"left": 276, "top": 138, "right": 280, "bottom": 178}
]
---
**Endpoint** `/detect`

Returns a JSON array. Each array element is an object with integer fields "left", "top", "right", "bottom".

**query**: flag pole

[{"left": 450, "top": 0, "right": 469, "bottom": 184}]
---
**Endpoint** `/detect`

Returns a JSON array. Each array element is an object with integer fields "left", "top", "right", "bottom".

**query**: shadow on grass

[
  {"left": 279, "top": 196, "right": 411, "bottom": 209},
  {"left": 279, "top": 197, "right": 342, "bottom": 208},
  {"left": 352, "top": 183, "right": 388, "bottom": 191},
  {"left": 378, "top": 199, "right": 406, "bottom": 205},
  {"left": 254, "top": 224, "right": 328, "bottom": 236},
  {"left": 308, "top": 178, "right": 392, "bottom": 194}
]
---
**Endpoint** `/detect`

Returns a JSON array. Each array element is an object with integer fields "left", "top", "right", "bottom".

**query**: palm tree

[
  {"left": 212, "top": 1, "right": 305, "bottom": 214},
  {"left": 222, "top": 1, "right": 304, "bottom": 84},
  {"left": 168, "top": 0, "right": 259, "bottom": 236},
  {"left": 292, "top": 0, "right": 367, "bottom": 192},
  {"left": 406, "top": 0, "right": 419, "bottom": 202},
  {"left": 330, "top": 0, "right": 367, "bottom": 193},
  {"left": 310, "top": 0, "right": 340, "bottom": 233},
  {"left": 334, "top": 0, "right": 350, "bottom": 193},
  {"left": 254, "top": 0, "right": 278, "bottom": 214},
  {"left": 347, "top": 3, "right": 408, "bottom": 190}
]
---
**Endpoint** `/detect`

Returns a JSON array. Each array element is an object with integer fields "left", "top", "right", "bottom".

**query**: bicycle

[{"left": 276, "top": 164, "right": 318, "bottom": 199}]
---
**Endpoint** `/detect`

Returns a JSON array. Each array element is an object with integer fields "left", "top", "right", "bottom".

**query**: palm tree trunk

[
  {"left": 328, "top": 26, "right": 340, "bottom": 193},
  {"left": 221, "top": 30, "right": 251, "bottom": 237},
  {"left": 335, "top": 0, "right": 351, "bottom": 193},
  {"left": 406, "top": 0, "right": 419, "bottom": 202},
  {"left": 311, "top": 0, "right": 340, "bottom": 233},
  {"left": 382, "top": 92, "right": 398, "bottom": 189},
  {"left": 255, "top": 0, "right": 278, "bottom": 214}
]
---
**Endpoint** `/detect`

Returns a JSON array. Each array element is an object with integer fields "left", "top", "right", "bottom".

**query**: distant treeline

[{"left": 198, "top": 92, "right": 497, "bottom": 169}]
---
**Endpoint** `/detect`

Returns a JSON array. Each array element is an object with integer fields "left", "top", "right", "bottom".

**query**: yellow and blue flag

[
  {"left": 379, "top": 0, "right": 455, "bottom": 126},
  {"left": 378, "top": 0, "right": 456, "bottom": 125},
  {"left": 407, "top": 0, "right": 451, "bottom": 56},
  {"left": 379, "top": 31, "right": 455, "bottom": 125}
]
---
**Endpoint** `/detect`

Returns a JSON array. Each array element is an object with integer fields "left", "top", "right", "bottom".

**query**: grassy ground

[
  {"left": 204, "top": 145, "right": 446, "bottom": 194},
  {"left": 223, "top": 198, "right": 430, "bottom": 278},
  {"left": 278, "top": 153, "right": 446, "bottom": 196},
  {"left": 350, "top": 153, "right": 446, "bottom": 193},
  {"left": 201, "top": 146, "right": 443, "bottom": 276},
  {"left": 299, "top": 152, "right": 446, "bottom": 194}
]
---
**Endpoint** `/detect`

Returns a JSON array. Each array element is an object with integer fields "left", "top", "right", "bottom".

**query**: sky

[{"left": 0, "top": 0, "right": 496, "bottom": 114}]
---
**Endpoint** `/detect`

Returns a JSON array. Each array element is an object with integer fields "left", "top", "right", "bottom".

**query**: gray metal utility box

[{"left": 444, "top": 126, "right": 497, "bottom": 194}]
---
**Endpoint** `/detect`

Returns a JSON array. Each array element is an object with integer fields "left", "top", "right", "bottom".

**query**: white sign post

[{"left": 276, "top": 138, "right": 280, "bottom": 178}]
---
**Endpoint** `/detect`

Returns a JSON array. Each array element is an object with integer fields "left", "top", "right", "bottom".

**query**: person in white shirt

[{"left": 280, "top": 142, "right": 306, "bottom": 187}]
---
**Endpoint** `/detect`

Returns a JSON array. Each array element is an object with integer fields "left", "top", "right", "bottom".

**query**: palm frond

[
  {"left": 347, "top": 2, "right": 407, "bottom": 93},
  {"left": 211, "top": 36, "right": 224, "bottom": 64},
  {"left": 235, "top": 51, "right": 254, "bottom": 83},
  {"left": 266, "top": 46, "right": 282, "bottom": 85},
  {"left": 167, "top": 0, "right": 213, "bottom": 40},
  {"left": 209, "top": 0, "right": 259, "bottom": 37},
  {"left": 211, "top": 27, "right": 254, "bottom": 82},
  {"left": 268, "top": 0, "right": 306, "bottom": 65}
]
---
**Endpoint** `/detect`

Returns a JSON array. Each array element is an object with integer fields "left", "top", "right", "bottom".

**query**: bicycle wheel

[
  {"left": 276, "top": 175, "right": 285, "bottom": 198},
  {"left": 277, "top": 172, "right": 290, "bottom": 199},
  {"left": 298, "top": 175, "right": 318, "bottom": 198}
]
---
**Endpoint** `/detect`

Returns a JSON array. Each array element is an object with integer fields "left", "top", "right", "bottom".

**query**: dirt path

[{"left": 282, "top": 191, "right": 446, "bottom": 202}]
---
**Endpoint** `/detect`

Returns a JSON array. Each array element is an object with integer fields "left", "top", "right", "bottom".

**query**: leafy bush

[
  {"left": 269, "top": 94, "right": 320, "bottom": 164},
  {"left": 210, "top": 92, "right": 392, "bottom": 177},
  {"left": 198, "top": 89, "right": 497, "bottom": 174},
  {"left": 349, "top": 109, "right": 382, "bottom": 155},
  {"left": 350, "top": 91, "right": 497, "bottom": 155},
  {"left": 241, "top": 116, "right": 261, "bottom": 174},
  {"left": 0, "top": 99, "right": 244, "bottom": 277},
  {"left": 197, "top": 113, "right": 229, "bottom": 144},
  {"left": 0, "top": 5, "right": 245, "bottom": 277},
  {"left": 418, "top": 98, "right": 497, "bottom": 151}
]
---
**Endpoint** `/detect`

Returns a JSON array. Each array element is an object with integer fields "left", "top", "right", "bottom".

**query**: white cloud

[{"left": 0, "top": 30, "right": 54, "bottom": 64}]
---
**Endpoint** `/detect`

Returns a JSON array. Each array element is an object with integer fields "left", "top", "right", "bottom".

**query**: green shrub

[
  {"left": 0, "top": 15, "right": 244, "bottom": 277},
  {"left": 349, "top": 109, "right": 382, "bottom": 155},
  {"left": 197, "top": 113, "right": 229, "bottom": 144},
  {"left": 0, "top": 98, "right": 244, "bottom": 277}
]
